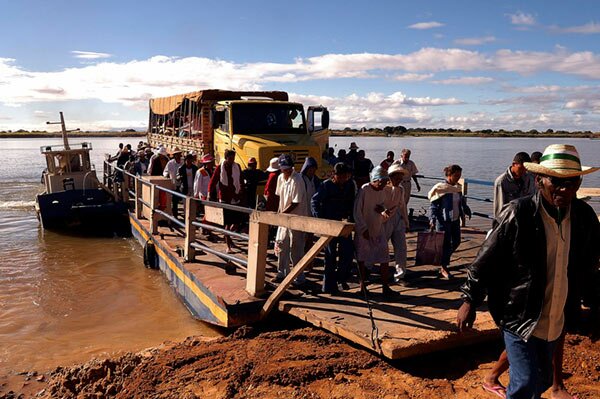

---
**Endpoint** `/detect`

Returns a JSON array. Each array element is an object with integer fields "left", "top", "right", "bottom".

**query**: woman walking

[{"left": 428, "top": 164, "right": 471, "bottom": 279}]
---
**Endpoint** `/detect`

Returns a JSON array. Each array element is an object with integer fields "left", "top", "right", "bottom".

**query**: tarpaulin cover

[{"left": 149, "top": 90, "right": 289, "bottom": 115}]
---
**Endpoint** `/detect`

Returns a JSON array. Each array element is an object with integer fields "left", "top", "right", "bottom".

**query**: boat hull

[{"left": 36, "top": 189, "right": 129, "bottom": 234}]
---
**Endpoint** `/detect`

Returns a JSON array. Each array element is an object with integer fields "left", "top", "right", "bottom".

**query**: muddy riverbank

[{"left": 2, "top": 315, "right": 598, "bottom": 399}]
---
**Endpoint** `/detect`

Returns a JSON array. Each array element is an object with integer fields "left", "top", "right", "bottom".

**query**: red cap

[{"left": 248, "top": 157, "right": 257, "bottom": 164}]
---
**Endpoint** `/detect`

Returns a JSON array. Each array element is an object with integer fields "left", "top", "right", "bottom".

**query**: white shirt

[
  {"left": 275, "top": 170, "right": 308, "bottom": 216},
  {"left": 383, "top": 184, "right": 408, "bottom": 225},
  {"left": 398, "top": 159, "right": 418, "bottom": 184},
  {"left": 193, "top": 167, "right": 212, "bottom": 199},
  {"left": 353, "top": 183, "right": 387, "bottom": 237},
  {"left": 163, "top": 159, "right": 182, "bottom": 185},
  {"left": 532, "top": 205, "right": 571, "bottom": 342}
]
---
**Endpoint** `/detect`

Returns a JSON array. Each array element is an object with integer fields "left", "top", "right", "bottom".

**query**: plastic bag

[{"left": 415, "top": 231, "right": 445, "bottom": 266}]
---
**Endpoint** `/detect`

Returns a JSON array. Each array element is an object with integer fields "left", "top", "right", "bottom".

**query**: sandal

[
  {"left": 482, "top": 382, "right": 506, "bottom": 399},
  {"left": 439, "top": 267, "right": 453, "bottom": 280}
]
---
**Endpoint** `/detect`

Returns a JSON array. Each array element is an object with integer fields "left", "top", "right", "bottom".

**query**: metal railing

[{"left": 102, "top": 160, "right": 353, "bottom": 316}]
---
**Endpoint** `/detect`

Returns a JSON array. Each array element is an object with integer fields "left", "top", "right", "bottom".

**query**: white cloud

[
  {"left": 434, "top": 76, "right": 494, "bottom": 85},
  {"left": 454, "top": 36, "right": 496, "bottom": 46},
  {"left": 71, "top": 51, "right": 112, "bottom": 59},
  {"left": 407, "top": 21, "right": 445, "bottom": 30},
  {"left": 393, "top": 73, "right": 433, "bottom": 81},
  {"left": 4, "top": 48, "right": 600, "bottom": 111},
  {"left": 553, "top": 21, "right": 600, "bottom": 34},
  {"left": 2, "top": 48, "right": 600, "bottom": 131},
  {"left": 508, "top": 12, "right": 536, "bottom": 26}
]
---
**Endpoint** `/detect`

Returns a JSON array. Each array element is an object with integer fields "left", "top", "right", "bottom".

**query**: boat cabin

[{"left": 40, "top": 142, "right": 99, "bottom": 194}]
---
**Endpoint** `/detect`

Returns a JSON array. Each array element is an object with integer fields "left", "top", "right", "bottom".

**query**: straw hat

[
  {"left": 524, "top": 144, "right": 599, "bottom": 178},
  {"left": 266, "top": 157, "right": 280, "bottom": 172},
  {"left": 387, "top": 163, "right": 408, "bottom": 177},
  {"left": 170, "top": 147, "right": 182, "bottom": 156},
  {"left": 200, "top": 154, "right": 215, "bottom": 164}
]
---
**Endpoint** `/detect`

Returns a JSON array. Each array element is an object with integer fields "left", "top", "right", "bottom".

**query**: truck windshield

[{"left": 231, "top": 103, "right": 306, "bottom": 135}]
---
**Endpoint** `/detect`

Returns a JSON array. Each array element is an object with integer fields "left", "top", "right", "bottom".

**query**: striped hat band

[{"left": 524, "top": 144, "right": 599, "bottom": 178}]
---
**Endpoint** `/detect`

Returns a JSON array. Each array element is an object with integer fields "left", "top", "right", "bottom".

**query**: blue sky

[{"left": 1, "top": 0, "right": 600, "bottom": 131}]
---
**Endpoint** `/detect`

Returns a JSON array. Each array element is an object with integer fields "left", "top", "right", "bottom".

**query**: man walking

[
  {"left": 273, "top": 154, "right": 309, "bottom": 285},
  {"left": 457, "top": 144, "right": 599, "bottom": 399},
  {"left": 312, "top": 162, "right": 355, "bottom": 294},
  {"left": 493, "top": 151, "right": 535, "bottom": 219}
]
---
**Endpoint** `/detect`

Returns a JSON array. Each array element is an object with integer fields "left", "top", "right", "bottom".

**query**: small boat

[{"left": 35, "top": 112, "right": 128, "bottom": 233}]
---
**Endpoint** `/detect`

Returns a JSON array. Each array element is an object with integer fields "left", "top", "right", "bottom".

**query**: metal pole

[{"left": 59, "top": 112, "right": 70, "bottom": 150}]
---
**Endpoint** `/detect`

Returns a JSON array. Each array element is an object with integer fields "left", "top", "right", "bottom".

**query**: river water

[
  {"left": 0, "top": 136, "right": 598, "bottom": 375},
  {"left": 0, "top": 137, "right": 217, "bottom": 376}
]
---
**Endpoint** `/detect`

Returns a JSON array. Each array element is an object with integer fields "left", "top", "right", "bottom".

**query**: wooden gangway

[{"left": 104, "top": 161, "right": 498, "bottom": 359}]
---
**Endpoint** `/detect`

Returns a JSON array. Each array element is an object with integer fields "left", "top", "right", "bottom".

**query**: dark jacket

[
  {"left": 176, "top": 164, "right": 199, "bottom": 196},
  {"left": 311, "top": 178, "right": 356, "bottom": 221},
  {"left": 461, "top": 191, "right": 600, "bottom": 340}
]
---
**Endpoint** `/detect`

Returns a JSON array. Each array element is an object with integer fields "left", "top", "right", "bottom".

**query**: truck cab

[{"left": 212, "top": 99, "right": 329, "bottom": 176}]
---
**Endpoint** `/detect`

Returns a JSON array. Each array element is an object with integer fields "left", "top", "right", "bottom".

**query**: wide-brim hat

[
  {"left": 266, "top": 157, "right": 280, "bottom": 172},
  {"left": 524, "top": 144, "right": 599, "bottom": 178},
  {"left": 170, "top": 147, "right": 182, "bottom": 156},
  {"left": 349, "top": 142, "right": 359, "bottom": 150},
  {"left": 200, "top": 154, "right": 215, "bottom": 163},
  {"left": 387, "top": 163, "right": 408, "bottom": 177},
  {"left": 157, "top": 147, "right": 168, "bottom": 156}
]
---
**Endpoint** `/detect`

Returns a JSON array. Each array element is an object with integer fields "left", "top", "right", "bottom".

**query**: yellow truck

[{"left": 147, "top": 90, "right": 330, "bottom": 177}]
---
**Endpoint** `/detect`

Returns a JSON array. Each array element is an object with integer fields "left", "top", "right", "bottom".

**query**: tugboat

[{"left": 35, "top": 112, "right": 128, "bottom": 233}]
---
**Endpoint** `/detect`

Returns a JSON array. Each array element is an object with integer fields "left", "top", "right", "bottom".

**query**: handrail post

[
  {"left": 151, "top": 184, "right": 159, "bottom": 234},
  {"left": 135, "top": 177, "right": 143, "bottom": 219},
  {"left": 184, "top": 196, "right": 198, "bottom": 262},
  {"left": 460, "top": 178, "right": 468, "bottom": 227},
  {"left": 121, "top": 172, "right": 129, "bottom": 203},
  {"left": 103, "top": 161, "right": 107, "bottom": 186},
  {"left": 245, "top": 213, "right": 269, "bottom": 297}
]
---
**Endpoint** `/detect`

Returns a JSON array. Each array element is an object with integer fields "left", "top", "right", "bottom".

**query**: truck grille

[{"left": 271, "top": 149, "right": 310, "bottom": 167}]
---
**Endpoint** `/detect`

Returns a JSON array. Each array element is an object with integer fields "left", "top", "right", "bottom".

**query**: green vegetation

[
  {"left": 332, "top": 126, "right": 600, "bottom": 138},
  {"left": 0, "top": 129, "right": 146, "bottom": 138}
]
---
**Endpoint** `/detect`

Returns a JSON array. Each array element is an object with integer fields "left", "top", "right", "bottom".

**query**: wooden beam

[
  {"left": 261, "top": 235, "right": 332, "bottom": 318},
  {"left": 134, "top": 178, "right": 143, "bottom": 219},
  {"left": 245, "top": 220, "right": 269, "bottom": 296},
  {"left": 121, "top": 174, "right": 129, "bottom": 203},
  {"left": 251, "top": 211, "right": 353, "bottom": 237},
  {"left": 184, "top": 197, "right": 198, "bottom": 261},
  {"left": 204, "top": 205, "right": 225, "bottom": 225},
  {"left": 151, "top": 184, "right": 159, "bottom": 235}
]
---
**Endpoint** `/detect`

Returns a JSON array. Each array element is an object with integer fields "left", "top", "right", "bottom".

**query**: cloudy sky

[{"left": 2, "top": 0, "right": 600, "bottom": 132}]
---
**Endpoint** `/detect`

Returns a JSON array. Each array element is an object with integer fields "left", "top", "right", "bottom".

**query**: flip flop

[{"left": 482, "top": 382, "right": 506, "bottom": 399}]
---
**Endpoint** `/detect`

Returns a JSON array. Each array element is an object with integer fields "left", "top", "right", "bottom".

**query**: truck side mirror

[{"left": 322, "top": 109, "right": 329, "bottom": 129}]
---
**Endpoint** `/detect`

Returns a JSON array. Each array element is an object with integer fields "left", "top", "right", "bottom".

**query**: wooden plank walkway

[
  {"left": 134, "top": 212, "right": 499, "bottom": 359},
  {"left": 277, "top": 229, "right": 498, "bottom": 359}
]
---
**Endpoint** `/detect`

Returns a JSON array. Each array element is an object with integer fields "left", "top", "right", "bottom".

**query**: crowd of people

[{"left": 111, "top": 140, "right": 599, "bottom": 399}]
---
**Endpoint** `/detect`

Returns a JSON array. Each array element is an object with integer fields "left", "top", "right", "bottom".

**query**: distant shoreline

[
  {"left": 0, "top": 131, "right": 146, "bottom": 138},
  {"left": 330, "top": 129, "right": 600, "bottom": 139},
  {"left": 1, "top": 130, "right": 598, "bottom": 139}
]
